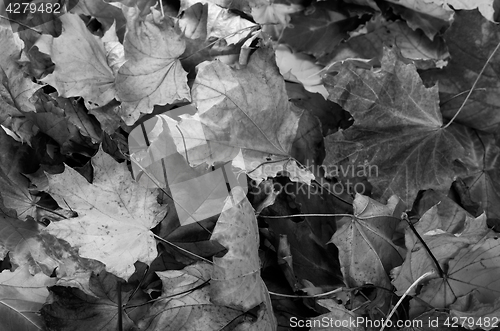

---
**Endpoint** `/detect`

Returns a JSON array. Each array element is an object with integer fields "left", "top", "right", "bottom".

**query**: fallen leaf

[
  {"left": 170, "top": 42, "right": 314, "bottom": 184},
  {"left": 450, "top": 125, "right": 500, "bottom": 223},
  {"left": 0, "top": 265, "right": 56, "bottom": 331},
  {"left": 275, "top": 44, "right": 328, "bottom": 97},
  {"left": 310, "top": 299, "right": 363, "bottom": 331},
  {"left": 421, "top": 10, "right": 500, "bottom": 133},
  {"left": 442, "top": 0, "right": 499, "bottom": 22},
  {"left": 179, "top": 0, "right": 257, "bottom": 45},
  {"left": 324, "top": 47, "right": 464, "bottom": 206},
  {"left": 450, "top": 291, "right": 500, "bottom": 331},
  {"left": 250, "top": 0, "right": 303, "bottom": 39},
  {"left": 44, "top": 147, "right": 166, "bottom": 279},
  {"left": 41, "top": 13, "right": 116, "bottom": 109},
  {"left": 280, "top": 2, "right": 361, "bottom": 59},
  {"left": 210, "top": 187, "right": 271, "bottom": 310},
  {"left": 386, "top": 1, "right": 452, "bottom": 40},
  {"left": 115, "top": 6, "right": 190, "bottom": 124},
  {"left": 324, "top": 16, "right": 449, "bottom": 69},
  {"left": 41, "top": 271, "right": 146, "bottom": 331},
  {"left": 330, "top": 194, "right": 405, "bottom": 289},
  {"left": 0, "top": 25, "right": 40, "bottom": 142},
  {"left": 138, "top": 283, "right": 243, "bottom": 330},
  {"left": 393, "top": 211, "right": 491, "bottom": 297},
  {"left": 410, "top": 229, "right": 500, "bottom": 317}
]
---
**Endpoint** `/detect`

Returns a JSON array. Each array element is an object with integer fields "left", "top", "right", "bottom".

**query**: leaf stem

[
  {"left": 442, "top": 40, "right": 500, "bottom": 129},
  {"left": 268, "top": 286, "right": 344, "bottom": 298},
  {"left": 260, "top": 213, "right": 354, "bottom": 219},
  {"left": 380, "top": 271, "right": 435, "bottom": 331},
  {"left": 0, "top": 15, "right": 42, "bottom": 33},
  {"left": 402, "top": 213, "right": 444, "bottom": 278}
]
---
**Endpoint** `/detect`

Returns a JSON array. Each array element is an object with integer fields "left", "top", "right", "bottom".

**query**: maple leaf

[
  {"left": 0, "top": 130, "right": 39, "bottom": 220},
  {"left": 170, "top": 42, "right": 314, "bottom": 184},
  {"left": 324, "top": 47, "right": 464, "bottom": 206},
  {"left": 330, "top": 194, "right": 405, "bottom": 290},
  {"left": 115, "top": 6, "right": 191, "bottom": 124},
  {"left": 421, "top": 10, "right": 500, "bottom": 133},
  {"left": 393, "top": 211, "right": 500, "bottom": 317},
  {"left": 179, "top": 0, "right": 257, "bottom": 45},
  {"left": 325, "top": 16, "right": 449, "bottom": 69},
  {"left": 280, "top": 2, "right": 361, "bottom": 59},
  {"left": 0, "top": 25, "right": 40, "bottom": 142},
  {"left": 392, "top": 209, "right": 491, "bottom": 295},
  {"left": 44, "top": 148, "right": 166, "bottom": 279},
  {"left": 385, "top": 0, "right": 452, "bottom": 40},
  {"left": 411, "top": 229, "right": 500, "bottom": 317},
  {"left": 0, "top": 265, "right": 56, "bottom": 330},
  {"left": 210, "top": 187, "right": 276, "bottom": 328},
  {"left": 210, "top": 187, "right": 269, "bottom": 307},
  {"left": 40, "top": 13, "right": 116, "bottom": 109},
  {"left": 41, "top": 271, "right": 147, "bottom": 331},
  {"left": 138, "top": 263, "right": 246, "bottom": 330},
  {"left": 450, "top": 291, "right": 500, "bottom": 331},
  {"left": 450, "top": 125, "right": 500, "bottom": 223}
]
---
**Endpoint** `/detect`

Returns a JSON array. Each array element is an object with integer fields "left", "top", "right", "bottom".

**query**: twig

[{"left": 442, "top": 40, "right": 500, "bottom": 129}]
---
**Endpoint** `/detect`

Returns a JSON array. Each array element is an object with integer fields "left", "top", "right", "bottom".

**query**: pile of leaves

[{"left": 1, "top": 0, "right": 500, "bottom": 330}]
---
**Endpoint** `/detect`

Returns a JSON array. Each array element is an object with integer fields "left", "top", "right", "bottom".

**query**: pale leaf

[
  {"left": 170, "top": 43, "right": 314, "bottom": 184},
  {"left": 44, "top": 148, "right": 166, "bottom": 279},
  {"left": 0, "top": 265, "right": 56, "bottom": 331},
  {"left": 41, "top": 13, "right": 116, "bottom": 109},
  {"left": 116, "top": 6, "right": 190, "bottom": 124}
]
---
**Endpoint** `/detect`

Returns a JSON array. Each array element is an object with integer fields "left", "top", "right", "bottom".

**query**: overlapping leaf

[
  {"left": 128, "top": 110, "right": 247, "bottom": 225},
  {"left": 324, "top": 47, "right": 464, "bottom": 205},
  {"left": 210, "top": 187, "right": 273, "bottom": 314},
  {"left": 0, "top": 265, "right": 56, "bottom": 331},
  {"left": 179, "top": 0, "right": 257, "bottom": 44},
  {"left": 169, "top": 43, "right": 314, "bottom": 184},
  {"left": 0, "top": 24, "right": 40, "bottom": 142},
  {"left": 392, "top": 210, "right": 500, "bottom": 317},
  {"left": 138, "top": 263, "right": 245, "bottom": 330},
  {"left": 280, "top": 2, "right": 361, "bottom": 59},
  {"left": 41, "top": 271, "right": 146, "bottom": 331},
  {"left": 40, "top": 13, "right": 116, "bottom": 109},
  {"left": 450, "top": 125, "right": 500, "bottom": 222},
  {"left": 421, "top": 10, "right": 500, "bottom": 133},
  {"left": 44, "top": 148, "right": 166, "bottom": 279},
  {"left": 115, "top": 6, "right": 190, "bottom": 124},
  {"left": 325, "top": 16, "right": 449, "bottom": 69},
  {"left": 330, "top": 194, "right": 405, "bottom": 289}
]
